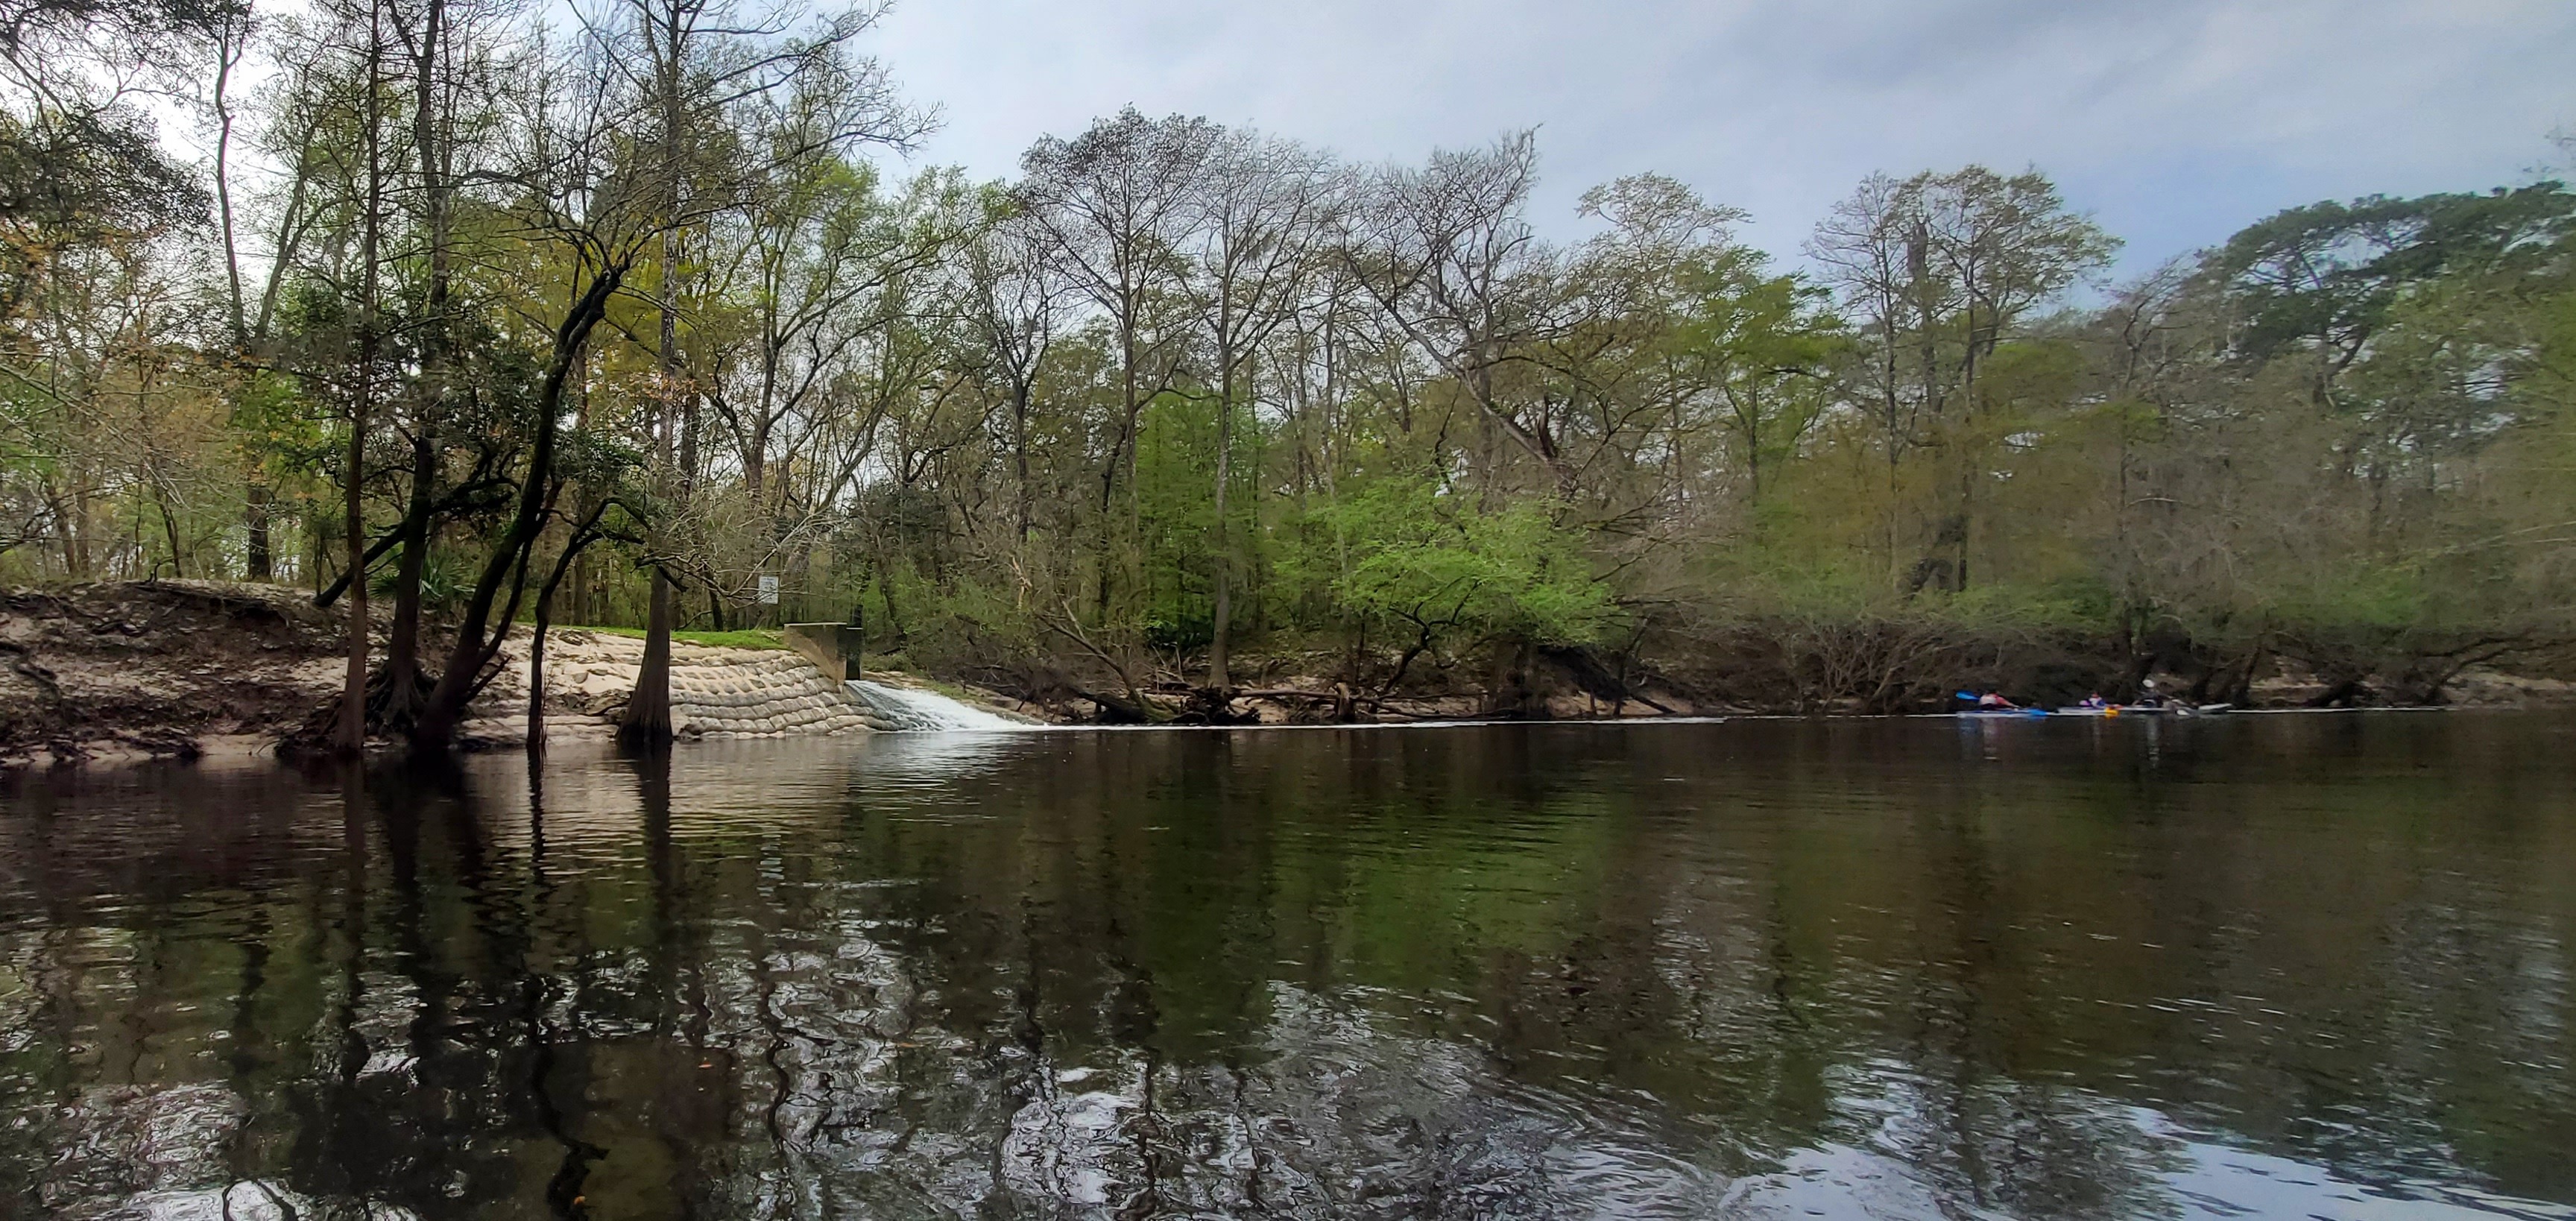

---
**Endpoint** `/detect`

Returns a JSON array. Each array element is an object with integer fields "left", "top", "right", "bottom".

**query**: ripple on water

[{"left": 0, "top": 716, "right": 2570, "bottom": 1218}]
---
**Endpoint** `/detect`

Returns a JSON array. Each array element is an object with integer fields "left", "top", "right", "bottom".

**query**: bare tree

[
  {"left": 332, "top": 0, "right": 391, "bottom": 754},
  {"left": 594, "top": 0, "right": 926, "bottom": 744},
  {"left": 960, "top": 208, "right": 1061, "bottom": 548},
  {"left": 1182, "top": 128, "right": 1335, "bottom": 691},
  {"left": 1809, "top": 166, "right": 2114, "bottom": 590},
  {"left": 1345, "top": 130, "right": 1572, "bottom": 498},
  {"left": 1017, "top": 107, "right": 1218, "bottom": 623},
  {"left": 409, "top": 28, "right": 656, "bottom": 752}
]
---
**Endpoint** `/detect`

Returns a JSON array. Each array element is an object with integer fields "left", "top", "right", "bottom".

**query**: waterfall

[{"left": 845, "top": 679, "right": 1032, "bottom": 732}]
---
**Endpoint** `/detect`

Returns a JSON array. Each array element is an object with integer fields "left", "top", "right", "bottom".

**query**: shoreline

[
  {"left": 13, "top": 704, "right": 2542, "bottom": 780},
  {"left": 7, "top": 579, "right": 2570, "bottom": 772}
]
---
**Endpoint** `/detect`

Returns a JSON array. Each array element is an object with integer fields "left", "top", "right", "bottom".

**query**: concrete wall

[{"left": 782, "top": 622, "right": 860, "bottom": 682}]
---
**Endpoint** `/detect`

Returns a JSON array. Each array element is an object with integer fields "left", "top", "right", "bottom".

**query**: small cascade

[{"left": 845, "top": 679, "right": 1031, "bottom": 732}]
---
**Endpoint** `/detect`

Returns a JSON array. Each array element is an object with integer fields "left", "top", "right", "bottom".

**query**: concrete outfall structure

[
  {"left": 450, "top": 629, "right": 895, "bottom": 747},
  {"left": 0, "top": 578, "right": 1050, "bottom": 764},
  {"left": 780, "top": 621, "right": 864, "bottom": 682}
]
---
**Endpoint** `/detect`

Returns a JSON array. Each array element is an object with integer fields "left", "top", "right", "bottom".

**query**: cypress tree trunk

[
  {"left": 623, "top": 23, "right": 686, "bottom": 746},
  {"left": 334, "top": 1, "right": 388, "bottom": 756},
  {"left": 623, "top": 573, "right": 675, "bottom": 743},
  {"left": 1208, "top": 362, "right": 1233, "bottom": 693},
  {"left": 388, "top": 0, "right": 452, "bottom": 723}
]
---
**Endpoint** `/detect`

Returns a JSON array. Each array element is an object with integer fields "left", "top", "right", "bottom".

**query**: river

[{"left": 2, "top": 713, "right": 2571, "bottom": 1220}]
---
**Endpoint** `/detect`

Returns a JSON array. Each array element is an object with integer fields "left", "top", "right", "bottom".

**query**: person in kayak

[{"left": 1977, "top": 692, "right": 2020, "bottom": 710}]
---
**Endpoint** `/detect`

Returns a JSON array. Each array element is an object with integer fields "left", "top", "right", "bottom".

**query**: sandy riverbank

[{"left": 0, "top": 581, "right": 1040, "bottom": 766}]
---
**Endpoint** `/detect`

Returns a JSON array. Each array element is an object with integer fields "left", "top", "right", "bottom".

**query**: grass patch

[{"left": 562, "top": 624, "right": 788, "bottom": 651}]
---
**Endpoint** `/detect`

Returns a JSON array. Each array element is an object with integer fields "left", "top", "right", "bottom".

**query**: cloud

[{"left": 866, "top": 0, "right": 2576, "bottom": 276}]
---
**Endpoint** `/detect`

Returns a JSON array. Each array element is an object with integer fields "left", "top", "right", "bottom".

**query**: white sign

[{"left": 757, "top": 575, "right": 780, "bottom": 605}]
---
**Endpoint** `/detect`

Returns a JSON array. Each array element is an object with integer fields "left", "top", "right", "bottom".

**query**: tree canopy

[{"left": 1, "top": 1, "right": 2570, "bottom": 733}]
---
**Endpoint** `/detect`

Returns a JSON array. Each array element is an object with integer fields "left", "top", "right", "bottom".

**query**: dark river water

[{"left": 2, "top": 713, "right": 2572, "bottom": 1220}]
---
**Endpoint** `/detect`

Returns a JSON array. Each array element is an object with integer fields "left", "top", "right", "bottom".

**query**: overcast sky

[{"left": 861, "top": 0, "right": 2575, "bottom": 279}]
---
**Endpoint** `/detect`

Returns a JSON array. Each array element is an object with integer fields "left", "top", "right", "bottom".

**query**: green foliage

[
  {"left": 1323, "top": 476, "right": 1614, "bottom": 649},
  {"left": 372, "top": 546, "right": 468, "bottom": 616},
  {"left": 2210, "top": 183, "right": 2576, "bottom": 370},
  {"left": 0, "top": 10, "right": 2567, "bottom": 712}
]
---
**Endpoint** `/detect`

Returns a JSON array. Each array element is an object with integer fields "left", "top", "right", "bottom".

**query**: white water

[{"left": 845, "top": 679, "right": 1032, "bottom": 732}]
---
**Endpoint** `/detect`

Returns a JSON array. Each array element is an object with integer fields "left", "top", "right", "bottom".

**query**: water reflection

[{"left": 2, "top": 715, "right": 2572, "bottom": 1219}]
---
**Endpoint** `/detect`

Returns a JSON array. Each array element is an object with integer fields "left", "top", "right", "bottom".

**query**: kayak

[
  {"left": 2070, "top": 704, "right": 2232, "bottom": 716},
  {"left": 1956, "top": 704, "right": 2229, "bottom": 719}
]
